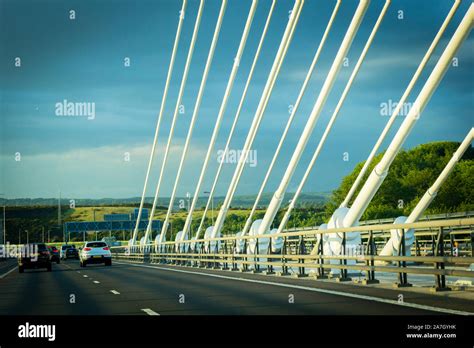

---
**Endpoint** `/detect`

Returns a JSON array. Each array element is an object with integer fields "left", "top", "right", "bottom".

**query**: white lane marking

[
  {"left": 93, "top": 280, "right": 100, "bottom": 284},
  {"left": 141, "top": 308, "right": 159, "bottom": 316},
  {"left": 83, "top": 275, "right": 88, "bottom": 278},
  {"left": 110, "top": 290, "right": 120, "bottom": 295},
  {"left": 116, "top": 261, "right": 473, "bottom": 316},
  {"left": 0, "top": 266, "right": 17, "bottom": 279}
]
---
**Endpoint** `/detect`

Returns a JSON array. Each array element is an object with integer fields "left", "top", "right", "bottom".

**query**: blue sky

[{"left": 1, "top": 0, "right": 473, "bottom": 199}]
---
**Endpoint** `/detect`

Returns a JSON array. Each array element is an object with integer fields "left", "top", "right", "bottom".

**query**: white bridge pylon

[{"left": 130, "top": 0, "right": 473, "bottom": 262}]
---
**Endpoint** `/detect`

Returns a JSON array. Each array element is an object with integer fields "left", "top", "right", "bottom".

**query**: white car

[{"left": 80, "top": 241, "right": 112, "bottom": 267}]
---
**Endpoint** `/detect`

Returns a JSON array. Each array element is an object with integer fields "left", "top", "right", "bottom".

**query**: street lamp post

[
  {"left": 2, "top": 205, "right": 5, "bottom": 246},
  {"left": 93, "top": 209, "right": 98, "bottom": 241},
  {"left": 0, "top": 194, "right": 5, "bottom": 246}
]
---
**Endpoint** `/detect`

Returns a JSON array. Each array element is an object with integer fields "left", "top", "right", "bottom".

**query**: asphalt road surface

[{"left": 0, "top": 259, "right": 472, "bottom": 315}]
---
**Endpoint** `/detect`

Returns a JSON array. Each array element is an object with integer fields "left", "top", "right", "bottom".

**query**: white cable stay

[
  {"left": 343, "top": 3, "right": 473, "bottom": 228},
  {"left": 407, "top": 128, "right": 474, "bottom": 224},
  {"left": 379, "top": 127, "right": 474, "bottom": 258},
  {"left": 276, "top": 0, "right": 391, "bottom": 234},
  {"left": 257, "top": 0, "right": 371, "bottom": 236},
  {"left": 157, "top": 0, "right": 229, "bottom": 244},
  {"left": 130, "top": 0, "right": 188, "bottom": 246},
  {"left": 241, "top": 0, "right": 342, "bottom": 237},
  {"left": 143, "top": 0, "right": 205, "bottom": 244},
  {"left": 179, "top": 0, "right": 259, "bottom": 241},
  {"left": 340, "top": 0, "right": 462, "bottom": 209},
  {"left": 194, "top": 0, "right": 277, "bottom": 240},
  {"left": 211, "top": 0, "right": 305, "bottom": 240}
]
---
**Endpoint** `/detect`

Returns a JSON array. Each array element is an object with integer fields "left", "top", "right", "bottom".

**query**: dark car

[
  {"left": 60, "top": 244, "right": 79, "bottom": 260},
  {"left": 18, "top": 243, "right": 52, "bottom": 273},
  {"left": 65, "top": 245, "right": 79, "bottom": 260},
  {"left": 47, "top": 246, "right": 60, "bottom": 264}
]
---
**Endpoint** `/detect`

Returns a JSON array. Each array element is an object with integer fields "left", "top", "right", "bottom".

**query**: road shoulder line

[
  {"left": 116, "top": 261, "right": 473, "bottom": 316},
  {"left": 0, "top": 266, "right": 17, "bottom": 279}
]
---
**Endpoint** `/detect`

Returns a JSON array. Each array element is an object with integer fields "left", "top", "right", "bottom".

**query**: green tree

[{"left": 325, "top": 141, "right": 473, "bottom": 220}]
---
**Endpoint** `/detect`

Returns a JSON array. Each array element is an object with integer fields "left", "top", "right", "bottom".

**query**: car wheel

[
  {"left": 82, "top": 261, "right": 87, "bottom": 267},
  {"left": 19, "top": 266, "right": 24, "bottom": 273},
  {"left": 47, "top": 264, "right": 52, "bottom": 272},
  {"left": 105, "top": 260, "right": 112, "bottom": 266},
  {"left": 57, "top": 260, "right": 60, "bottom": 264}
]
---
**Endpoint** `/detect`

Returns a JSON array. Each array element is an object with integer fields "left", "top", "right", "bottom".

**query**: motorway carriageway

[{"left": 0, "top": 259, "right": 473, "bottom": 315}]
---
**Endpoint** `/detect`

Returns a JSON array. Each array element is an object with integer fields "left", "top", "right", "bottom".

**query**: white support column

[
  {"left": 276, "top": 0, "right": 390, "bottom": 234},
  {"left": 158, "top": 0, "right": 228, "bottom": 243},
  {"left": 406, "top": 128, "right": 474, "bottom": 223},
  {"left": 194, "top": 0, "right": 276, "bottom": 240},
  {"left": 143, "top": 0, "right": 205, "bottom": 242},
  {"left": 343, "top": 4, "right": 473, "bottom": 228},
  {"left": 257, "top": 0, "right": 370, "bottom": 236},
  {"left": 241, "top": 0, "right": 341, "bottom": 237},
  {"left": 211, "top": 0, "right": 304, "bottom": 239},
  {"left": 131, "top": 0, "right": 188, "bottom": 246},
  {"left": 340, "top": 0, "right": 461, "bottom": 209}
]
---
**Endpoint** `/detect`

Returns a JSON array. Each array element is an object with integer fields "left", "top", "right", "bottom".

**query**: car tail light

[
  {"left": 83, "top": 247, "right": 92, "bottom": 251},
  {"left": 103, "top": 247, "right": 109, "bottom": 251}
]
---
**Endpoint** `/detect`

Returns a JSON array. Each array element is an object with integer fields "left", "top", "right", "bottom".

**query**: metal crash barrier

[{"left": 111, "top": 217, "right": 474, "bottom": 290}]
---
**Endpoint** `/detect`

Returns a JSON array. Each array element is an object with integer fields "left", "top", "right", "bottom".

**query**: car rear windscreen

[{"left": 86, "top": 242, "right": 107, "bottom": 248}]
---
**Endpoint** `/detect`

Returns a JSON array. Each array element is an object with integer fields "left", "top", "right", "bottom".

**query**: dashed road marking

[
  {"left": 110, "top": 290, "right": 120, "bottom": 295},
  {"left": 141, "top": 308, "right": 159, "bottom": 316},
  {"left": 93, "top": 280, "right": 100, "bottom": 284},
  {"left": 83, "top": 275, "right": 88, "bottom": 278}
]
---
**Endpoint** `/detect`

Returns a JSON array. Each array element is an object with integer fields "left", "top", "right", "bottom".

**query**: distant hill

[{"left": 0, "top": 192, "right": 330, "bottom": 209}]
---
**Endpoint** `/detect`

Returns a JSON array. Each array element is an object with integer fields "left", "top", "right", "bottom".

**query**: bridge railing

[{"left": 110, "top": 217, "right": 474, "bottom": 290}]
